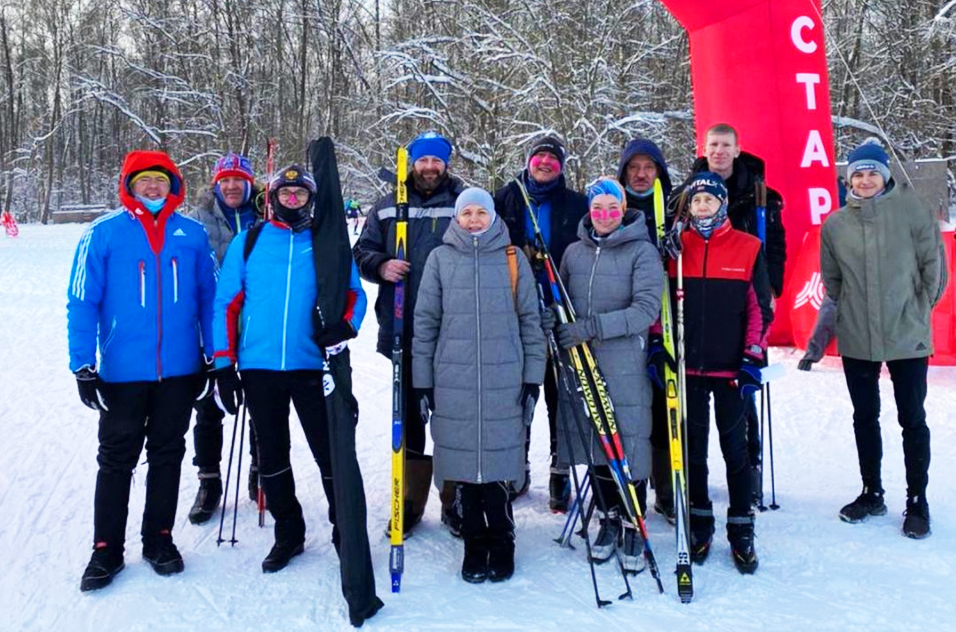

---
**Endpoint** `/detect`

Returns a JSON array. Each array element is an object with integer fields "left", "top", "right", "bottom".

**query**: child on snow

[
  {"left": 671, "top": 172, "right": 772, "bottom": 574},
  {"left": 412, "top": 187, "right": 546, "bottom": 583}
]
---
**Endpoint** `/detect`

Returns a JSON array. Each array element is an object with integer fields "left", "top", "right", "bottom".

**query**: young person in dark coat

[
  {"left": 183, "top": 152, "right": 264, "bottom": 525},
  {"left": 671, "top": 123, "right": 785, "bottom": 500},
  {"left": 353, "top": 131, "right": 464, "bottom": 536},
  {"left": 69, "top": 150, "right": 218, "bottom": 591},
  {"left": 821, "top": 142, "right": 944, "bottom": 539},
  {"left": 413, "top": 187, "right": 546, "bottom": 583},
  {"left": 671, "top": 172, "right": 773, "bottom": 574},
  {"left": 617, "top": 138, "right": 677, "bottom": 523},
  {"left": 494, "top": 135, "right": 588, "bottom": 512}
]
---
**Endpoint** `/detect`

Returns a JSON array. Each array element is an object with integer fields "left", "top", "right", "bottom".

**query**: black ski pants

[
  {"left": 842, "top": 356, "right": 930, "bottom": 498},
  {"left": 458, "top": 481, "right": 515, "bottom": 545},
  {"left": 685, "top": 375, "right": 752, "bottom": 516},
  {"left": 192, "top": 395, "right": 259, "bottom": 473},
  {"left": 242, "top": 370, "right": 338, "bottom": 547},
  {"left": 93, "top": 375, "right": 196, "bottom": 550}
]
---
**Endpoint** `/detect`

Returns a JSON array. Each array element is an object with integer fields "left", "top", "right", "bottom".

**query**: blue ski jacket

[
  {"left": 67, "top": 150, "right": 218, "bottom": 383},
  {"left": 213, "top": 220, "right": 367, "bottom": 371}
]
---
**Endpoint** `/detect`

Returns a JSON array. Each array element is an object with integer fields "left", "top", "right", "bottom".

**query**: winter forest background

[{"left": 0, "top": 0, "right": 953, "bottom": 221}]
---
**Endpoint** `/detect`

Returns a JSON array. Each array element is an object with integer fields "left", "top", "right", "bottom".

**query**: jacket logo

[
  {"left": 916, "top": 342, "right": 927, "bottom": 351},
  {"left": 794, "top": 272, "right": 826, "bottom": 310},
  {"left": 173, "top": 228, "right": 187, "bottom": 237},
  {"left": 722, "top": 266, "right": 745, "bottom": 273}
]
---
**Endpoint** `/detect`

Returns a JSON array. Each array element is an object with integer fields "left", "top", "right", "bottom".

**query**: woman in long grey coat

[
  {"left": 413, "top": 187, "right": 546, "bottom": 584},
  {"left": 551, "top": 177, "right": 662, "bottom": 573}
]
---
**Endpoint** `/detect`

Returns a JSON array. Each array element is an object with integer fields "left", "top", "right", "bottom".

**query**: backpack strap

[
  {"left": 243, "top": 221, "right": 266, "bottom": 262},
  {"left": 506, "top": 245, "right": 519, "bottom": 304}
]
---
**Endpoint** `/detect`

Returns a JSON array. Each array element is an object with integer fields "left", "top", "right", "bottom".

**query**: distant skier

[
  {"left": 670, "top": 172, "right": 772, "bottom": 574},
  {"left": 546, "top": 177, "right": 662, "bottom": 573},
  {"left": 182, "top": 152, "right": 264, "bottom": 525},
  {"left": 68, "top": 150, "right": 218, "bottom": 591},
  {"left": 412, "top": 187, "right": 545, "bottom": 583},
  {"left": 1, "top": 210, "right": 17, "bottom": 237},
  {"left": 213, "top": 164, "right": 367, "bottom": 572},
  {"left": 346, "top": 199, "right": 361, "bottom": 235},
  {"left": 821, "top": 141, "right": 945, "bottom": 539}
]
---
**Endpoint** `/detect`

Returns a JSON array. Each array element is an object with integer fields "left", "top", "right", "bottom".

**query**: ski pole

[
  {"left": 230, "top": 404, "right": 247, "bottom": 545},
  {"left": 757, "top": 386, "right": 768, "bottom": 512},
  {"left": 217, "top": 402, "right": 242, "bottom": 546},
  {"left": 767, "top": 383, "right": 779, "bottom": 510},
  {"left": 556, "top": 470, "right": 590, "bottom": 547}
]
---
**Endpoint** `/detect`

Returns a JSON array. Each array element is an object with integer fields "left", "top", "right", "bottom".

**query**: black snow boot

[
  {"left": 690, "top": 503, "right": 715, "bottom": 565},
  {"left": 839, "top": 486, "right": 887, "bottom": 523},
  {"left": 902, "top": 495, "right": 931, "bottom": 539},
  {"left": 487, "top": 535, "right": 515, "bottom": 582},
  {"left": 727, "top": 512, "right": 758, "bottom": 574},
  {"left": 549, "top": 467, "right": 571, "bottom": 514},
  {"left": 80, "top": 544, "right": 125, "bottom": 592},
  {"left": 188, "top": 472, "right": 222, "bottom": 525},
  {"left": 142, "top": 532, "right": 184, "bottom": 576},
  {"left": 461, "top": 536, "right": 489, "bottom": 584},
  {"left": 262, "top": 540, "right": 305, "bottom": 573}
]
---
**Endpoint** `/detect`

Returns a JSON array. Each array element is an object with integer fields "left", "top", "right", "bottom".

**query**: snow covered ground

[{"left": 2, "top": 223, "right": 954, "bottom": 632}]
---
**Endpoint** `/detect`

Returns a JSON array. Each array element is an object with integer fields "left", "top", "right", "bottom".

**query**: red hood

[
  {"left": 118, "top": 150, "right": 186, "bottom": 219},
  {"left": 118, "top": 150, "right": 186, "bottom": 254}
]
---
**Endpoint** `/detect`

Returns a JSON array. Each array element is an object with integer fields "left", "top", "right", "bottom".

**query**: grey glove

[{"left": 556, "top": 317, "right": 600, "bottom": 350}]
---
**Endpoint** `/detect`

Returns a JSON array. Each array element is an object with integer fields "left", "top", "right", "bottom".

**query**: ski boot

[
  {"left": 589, "top": 508, "right": 623, "bottom": 564},
  {"left": 549, "top": 467, "right": 571, "bottom": 513},
  {"left": 727, "top": 512, "right": 758, "bottom": 574},
  {"left": 689, "top": 503, "right": 715, "bottom": 565},
  {"left": 621, "top": 521, "right": 646, "bottom": 574},
  {"left": 142, "top": 531, "right": 184, "bottom": 576},
  {"left": 80, "top": 543, "right": 124, "bottom": 592},
  {"left": 188, "top": 471, "right": 222, "bottom": 525}
]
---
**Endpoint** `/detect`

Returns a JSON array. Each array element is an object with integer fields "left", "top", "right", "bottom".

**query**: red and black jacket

[{"left": 669, "top": 221, "right": 773, "bottom": 376}]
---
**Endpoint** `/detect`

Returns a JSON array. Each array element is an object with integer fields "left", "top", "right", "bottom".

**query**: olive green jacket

[{"left": 820, "top": 182, "right": 945, "bottom": 362}]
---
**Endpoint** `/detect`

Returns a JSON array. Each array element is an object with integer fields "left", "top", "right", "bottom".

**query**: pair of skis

[{"left": 514, "top": 177, "right": 665, "bottom": 598}]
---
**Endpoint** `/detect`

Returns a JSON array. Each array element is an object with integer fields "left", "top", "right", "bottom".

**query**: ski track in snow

[{"left": 1, "top": 224, "right": 954, "bottom": 631}]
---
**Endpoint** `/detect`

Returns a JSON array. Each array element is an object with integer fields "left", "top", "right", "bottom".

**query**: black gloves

[
  {"left": 214, "top": 365, "right": 243, "bottom": 415},
  {"left": 413, "top": 388, "right": 434, "bottom": 424},
  {"left": 539, "top": 307, "right": 557, "bottom": 333},
  {"left": 313, "top": 319, "right": 356, "bottom": 348},
  {"left": 646, "top": 334, "right": 675, "bottom": 390},
  {"left": 659, "top": 221, "right": 685, "bottom": 260},
  {"left": 196, "top": 358, "right": 215, "bottom": 401},
  {"left": 75, "top": 367, "right": 108, "bottom": 412},
  {"left": 555, "top": 317, "right": 600, "bottom": 350},
  {"left": 520, "top": 383, "right": 540, "bottom": 427},
  {"left": 736, "top": 346, "right": 765, "bottom": 398}
]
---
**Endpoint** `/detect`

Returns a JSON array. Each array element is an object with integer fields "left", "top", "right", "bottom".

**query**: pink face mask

[
  {"left": 590, "top": 208, "right": 623, "bottom": 221},
  {"left": 529, "top": 153, "right": 561, "bottom": 173}
]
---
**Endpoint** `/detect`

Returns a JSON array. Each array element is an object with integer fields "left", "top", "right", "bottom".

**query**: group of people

[{"left": 66, "top": 124, "right": 943, "bottom": 619}]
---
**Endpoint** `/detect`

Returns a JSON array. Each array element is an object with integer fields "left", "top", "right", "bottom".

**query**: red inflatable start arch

[{"left": 659, "top": 0, "right": 956, "bottom": 364}]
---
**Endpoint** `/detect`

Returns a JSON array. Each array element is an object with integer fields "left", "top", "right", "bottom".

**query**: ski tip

[{"left": 391, "top": 574, "right": 402, "bottom": 593}]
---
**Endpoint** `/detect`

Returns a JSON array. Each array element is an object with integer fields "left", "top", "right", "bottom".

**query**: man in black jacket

[
  {"left": 494, "top": 135, "right": 588, "bottom": 513},
  {"left": 617, "top": 138, "right": 677, "bottom": 523},
  {"left": 671, "top": 123, "right": 786, "bottom": 502},
  {"left": 353, "top": 131, "right": 463, "bottom": 536}
]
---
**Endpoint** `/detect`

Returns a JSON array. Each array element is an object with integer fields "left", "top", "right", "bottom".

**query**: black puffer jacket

[
  {"left": 353, "top": 175, "right": 464, "bottom": 357},
  {"left": 671, "top": 153, "right": 786, "bottom": 297},
  {"left": 494, "top": 172, "right": 588, "bottom": 272}
]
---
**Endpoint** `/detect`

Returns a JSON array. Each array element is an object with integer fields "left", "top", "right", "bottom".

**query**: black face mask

[{"left": 272, "top": 198, "right": 313, "bottom": 232}]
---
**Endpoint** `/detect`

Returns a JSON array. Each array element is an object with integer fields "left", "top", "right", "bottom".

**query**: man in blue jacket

[
  {"left": 68, "top": 150, "right": 218, "bottom": 592},
  {"left": 213, "top": 164, "right": 367, "bottom": 573}
]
